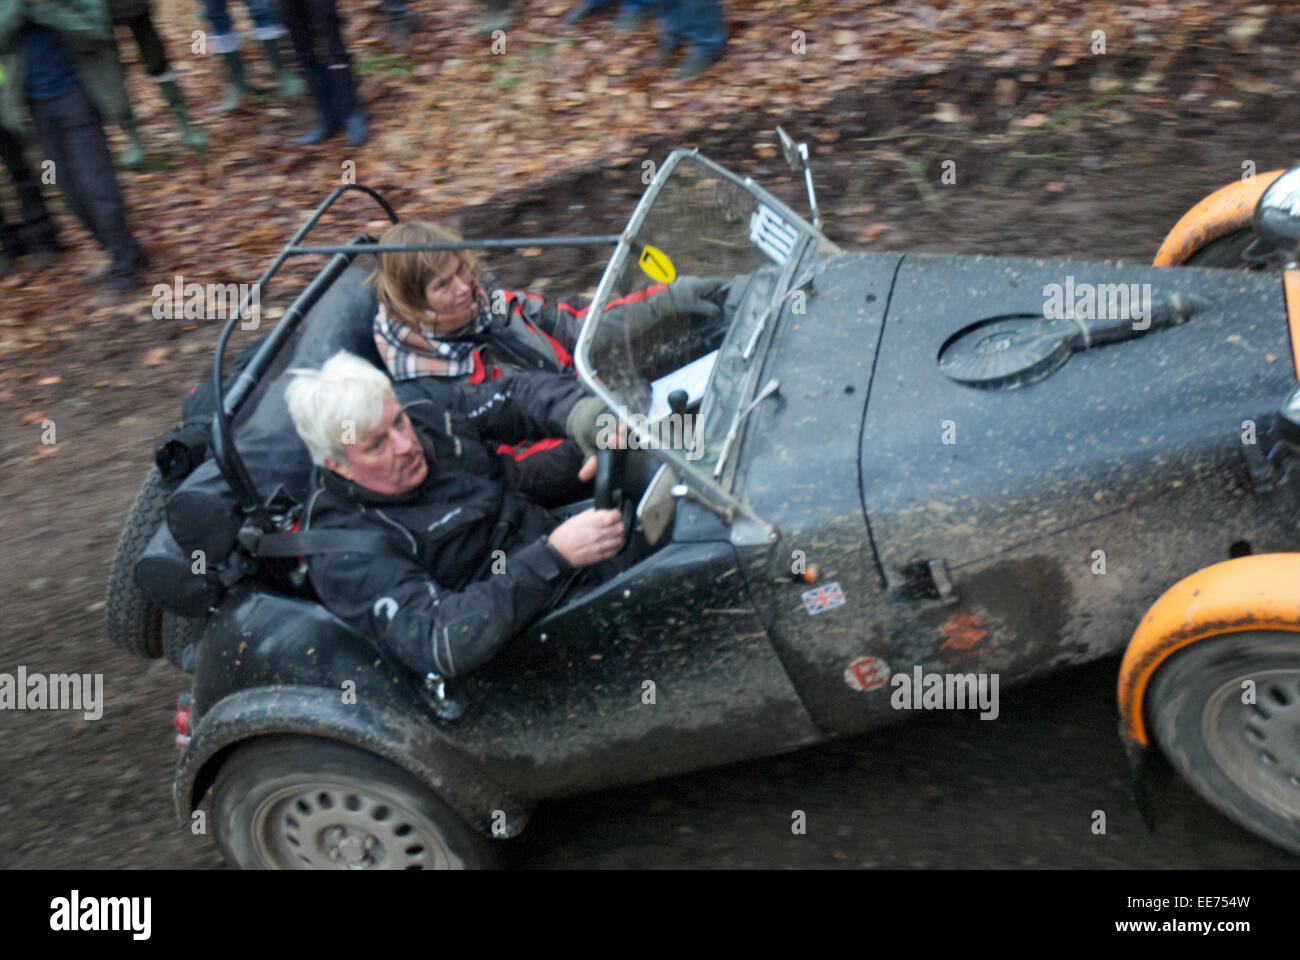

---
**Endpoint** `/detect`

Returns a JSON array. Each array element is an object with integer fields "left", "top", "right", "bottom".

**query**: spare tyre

[{"left": 105, "top": 467, "right": 167, "bottom": 658}]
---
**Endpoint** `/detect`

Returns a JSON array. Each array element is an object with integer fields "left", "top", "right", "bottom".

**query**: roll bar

[{"left": 209, "top": 183, "right": 621, "bottom": 530}]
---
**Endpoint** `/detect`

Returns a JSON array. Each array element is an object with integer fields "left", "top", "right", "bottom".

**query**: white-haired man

[{"left": 285, "top": 350, "right": 627, "bottom": 679}]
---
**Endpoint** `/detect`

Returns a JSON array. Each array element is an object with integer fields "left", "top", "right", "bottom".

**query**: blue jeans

[
  {"left": 660, "top": 0, "right": 726, "bottom": 55},
  {"left": 200, "top": 0, "right": 286, "bottom": 52}
]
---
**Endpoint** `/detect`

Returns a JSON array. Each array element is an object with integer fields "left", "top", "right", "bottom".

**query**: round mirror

[{"left": 1254, "top": 167, "right": 1300, "bottom": 263}]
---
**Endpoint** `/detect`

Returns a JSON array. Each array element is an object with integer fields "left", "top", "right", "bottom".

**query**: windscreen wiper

[
  {"left": 742, "top": 268, "right": 815, "bottom": 360},
  {"left": 713, "top": 378, "right": 780, "bottom": 478}
]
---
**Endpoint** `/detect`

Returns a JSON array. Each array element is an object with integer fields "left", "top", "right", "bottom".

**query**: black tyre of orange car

[
  {"left": 1148, "top": 630, "right": 1300, "bottom": 856},
  {"left": 104, "top": 467, "right": 167, "bottom": 659},
  {"left": 1182, "top": 227, "right": 1267, "bottom": 269},
  {"left": 210, "top": 735, "right": 501, "bottom": 870}
]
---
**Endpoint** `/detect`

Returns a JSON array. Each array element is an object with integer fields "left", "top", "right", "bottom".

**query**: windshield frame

[{"left": 573, "top": 148, "right": 829, "bottom": 533}]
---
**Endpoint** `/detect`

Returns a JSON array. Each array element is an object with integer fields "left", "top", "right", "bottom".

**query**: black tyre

[
  {"left": 105, "top": 467, "right": 167, "bottom": 659},
  {"left": 1148, "top": 630, "right": 1300, "bottom": 856},
  {"left": 1182, "top": 227, "right": 1267, "bottom": 269},
  {"left": 210, "top": 735, "right": 500, "bottom": 869},
  {"left": 161, "top": 612, "right": 205, "bottom": 672}
]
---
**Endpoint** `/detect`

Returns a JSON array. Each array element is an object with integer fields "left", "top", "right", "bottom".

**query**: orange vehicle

[{"left": 1120, "top": 167, "right": 1300, "bottom": 855}]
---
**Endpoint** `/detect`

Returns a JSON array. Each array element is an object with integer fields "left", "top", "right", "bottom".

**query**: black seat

[{"left": 138, "top": 255, "right": 382, "bottom": 615}]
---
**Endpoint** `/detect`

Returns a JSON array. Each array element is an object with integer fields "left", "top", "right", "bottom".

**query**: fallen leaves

[{"left": 142, "top": 346, "right": 172, "bottom": 367}]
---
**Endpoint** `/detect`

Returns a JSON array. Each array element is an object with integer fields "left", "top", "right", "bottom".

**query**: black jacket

[{"left": 303, "top": 373, "right": 589, "bottom": 678}]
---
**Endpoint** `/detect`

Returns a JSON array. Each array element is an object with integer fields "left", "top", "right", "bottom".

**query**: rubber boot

[
  {"left": 157, "top": 78, "right": 209, "bottom": 149},
  {"left": 260, "top": 38, "right": 304, "bottom": 98},
  {"left": 297, "top": 64, "right": 340, "bottom": 145},
  {"left": 475, "top": 0, "right": 515, "bottom": 36},
  {"left": 327, "top": 65, "right": 368, "bottom": 146},
  {"left": 218, "top": 51, "right": 249, "bottom": 113},
  {"left": 117, "top": 117, "right": 146, "bottom": 168}
]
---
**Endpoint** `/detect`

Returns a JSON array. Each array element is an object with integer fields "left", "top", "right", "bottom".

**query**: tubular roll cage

[{"left": 209, "top": 183, "right": 620, "bottom": 531}]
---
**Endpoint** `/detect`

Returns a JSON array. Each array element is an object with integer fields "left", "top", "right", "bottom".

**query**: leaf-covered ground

[{"left": 2, "top": 0, "right": 1300, "bottom": 869}]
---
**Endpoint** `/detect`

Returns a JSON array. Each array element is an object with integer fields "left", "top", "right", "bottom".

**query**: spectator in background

[
  {"left": 109, "top": 0, "right": 207, "bottom": 166},
  {"left": 476, "top": 0, "right": 515, "bottom": 36},
  {"left": 563, "top": 0, "right": 653, "bottom": 32},
  {"left": 0, "top": 120, "right": 60, "bottom": 277},
  {"left": 564, "top": 0, "right": 726, "bottom": 78},
  {"left": 198, "top": 0, "right": 302, "bottom": 113},
  {"left": 656, "top": 0, "right": 726, "bottom": 78},
  {"left": 0, "top": 0, "right": 147, "bottom": 293},
  {"left": 279, "top": 0, "right": 366, "bottom": 146},
  {"left": 379, "top": 0, "right": 422, "bottom": 50}
]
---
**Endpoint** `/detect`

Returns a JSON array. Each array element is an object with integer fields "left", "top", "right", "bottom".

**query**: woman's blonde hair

[{"left": 367, "top": 220, "right": 484, "bottom": 323}]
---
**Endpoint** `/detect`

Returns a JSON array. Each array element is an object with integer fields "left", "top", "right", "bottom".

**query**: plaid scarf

[{"left": 373, "top": 285, "right": 494, "bottom": 382}]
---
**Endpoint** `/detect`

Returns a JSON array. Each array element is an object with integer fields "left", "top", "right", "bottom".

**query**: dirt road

[{"left": 3, "top": 70, "right": 1299, "bottom": 868}]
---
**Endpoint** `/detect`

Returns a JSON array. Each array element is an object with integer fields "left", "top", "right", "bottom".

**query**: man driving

[{"left": 285, "top": 349, "right": 632, "bottom": 679}]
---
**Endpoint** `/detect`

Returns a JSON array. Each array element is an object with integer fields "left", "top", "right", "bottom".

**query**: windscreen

[{"left": 584, "top": 155, "right": 793, "bottom": 443}]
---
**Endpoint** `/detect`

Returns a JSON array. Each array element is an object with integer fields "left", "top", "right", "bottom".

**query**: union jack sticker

[{"left": 801, "top": 581, "right": 845, "bottom": 615}]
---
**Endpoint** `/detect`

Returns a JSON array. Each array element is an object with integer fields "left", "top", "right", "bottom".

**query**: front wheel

[
  {"left": 1181, "top": 227, "right": 1268, "bottom": 269},
  {"left": 210, "top": 735, "right": 500, "bottom": 869},
  {"left": 1148, "top": 630, "right": 1300, "bottom": 855}
]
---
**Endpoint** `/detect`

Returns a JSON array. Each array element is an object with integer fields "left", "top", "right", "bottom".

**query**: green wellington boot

[
  {"left": 218, "top": 51, "right": 250, "bottom": 113},
  {"left": 260, "top": 39, "right": 303, "bottom": 98},
  {"left": 117, "top": 117, "right": 146, "bottom": 168},
  {"left": 157, "top": 77, "right": 209, "bottom": 149},
  {"left": 475, "top": 0, "right": 516, "bottom": 36}
]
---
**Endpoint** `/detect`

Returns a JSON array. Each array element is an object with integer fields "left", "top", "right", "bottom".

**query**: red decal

[
  {"left": 940, "top": 613, "right": 987, "bottom": 651},
  {"left": 844, "top": 656, "right": 891, "bottom": 692}
]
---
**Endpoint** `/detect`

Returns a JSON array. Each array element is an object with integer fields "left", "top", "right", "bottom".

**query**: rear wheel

[
  {"left": 162, "top": 612, "right": 205, "bottom": 672},
  {"left": 210, "top": 736, "right": 500, "bottom": 869},
  {"left": 1148, "top": 630, "right": 1300, "bottom": 855},
  {"left": 105, "top": 467, "right": 167, "bottom": 658}
]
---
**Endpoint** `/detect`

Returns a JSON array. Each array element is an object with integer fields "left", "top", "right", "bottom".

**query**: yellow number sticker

[{"left": 638, "top": 245, "right": 677, "bottom": 284}]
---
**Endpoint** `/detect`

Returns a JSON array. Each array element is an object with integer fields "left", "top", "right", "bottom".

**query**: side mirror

[
  {"left": 775, "top": 126, "right": 822, "bottom": 231},
  {"left": 776, "top": 126, "right": 805, "bottom": 173},
  {"left": 1280, "top": 383, "right": 1300, "bottom": 446}
]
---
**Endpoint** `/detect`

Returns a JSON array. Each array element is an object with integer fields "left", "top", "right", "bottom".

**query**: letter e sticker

[{"left": 844, "top": 656, "right": 891, "bottom": 692}]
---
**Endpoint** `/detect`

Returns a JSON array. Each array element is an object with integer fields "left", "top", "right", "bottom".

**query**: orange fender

[
  {"left": 1117, "top": 554, "right": 1300, "bottom": 746},
  {"left": 1152, "top": 170, "right": 1284, "bottom": 266}
]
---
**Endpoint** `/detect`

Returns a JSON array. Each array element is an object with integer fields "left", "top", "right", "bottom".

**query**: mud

[{"left": 4, "top": 62, "right": 1300, "bottom": 867}]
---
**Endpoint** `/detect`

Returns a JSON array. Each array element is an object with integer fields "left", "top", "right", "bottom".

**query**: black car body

[{"left": 114, "top": 148, "right": 1300, "bottom": 866}]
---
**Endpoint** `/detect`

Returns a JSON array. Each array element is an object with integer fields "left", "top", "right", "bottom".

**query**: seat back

[{"left": 139, "top": 255, "right": 383, "bottom": 614}]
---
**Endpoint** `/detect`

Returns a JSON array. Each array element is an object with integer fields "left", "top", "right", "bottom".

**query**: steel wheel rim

[
  {"left": 1203, "top": 668, "right": 1300, "bottom": 820},
  {"left": 250, "top": 776, "right": 459, "bottom": 869}
]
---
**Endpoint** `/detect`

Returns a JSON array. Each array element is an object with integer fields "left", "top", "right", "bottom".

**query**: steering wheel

[
  {"left": 593, "top": 448, "right": 625, "bottom": 511},
  {"left": 594, "top": 446, "right": 641, "bottom": 550}
]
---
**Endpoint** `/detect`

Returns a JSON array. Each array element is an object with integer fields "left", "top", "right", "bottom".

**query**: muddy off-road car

[{"left": 107, "top": 133, "right": 1300, "bottom": 867}]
